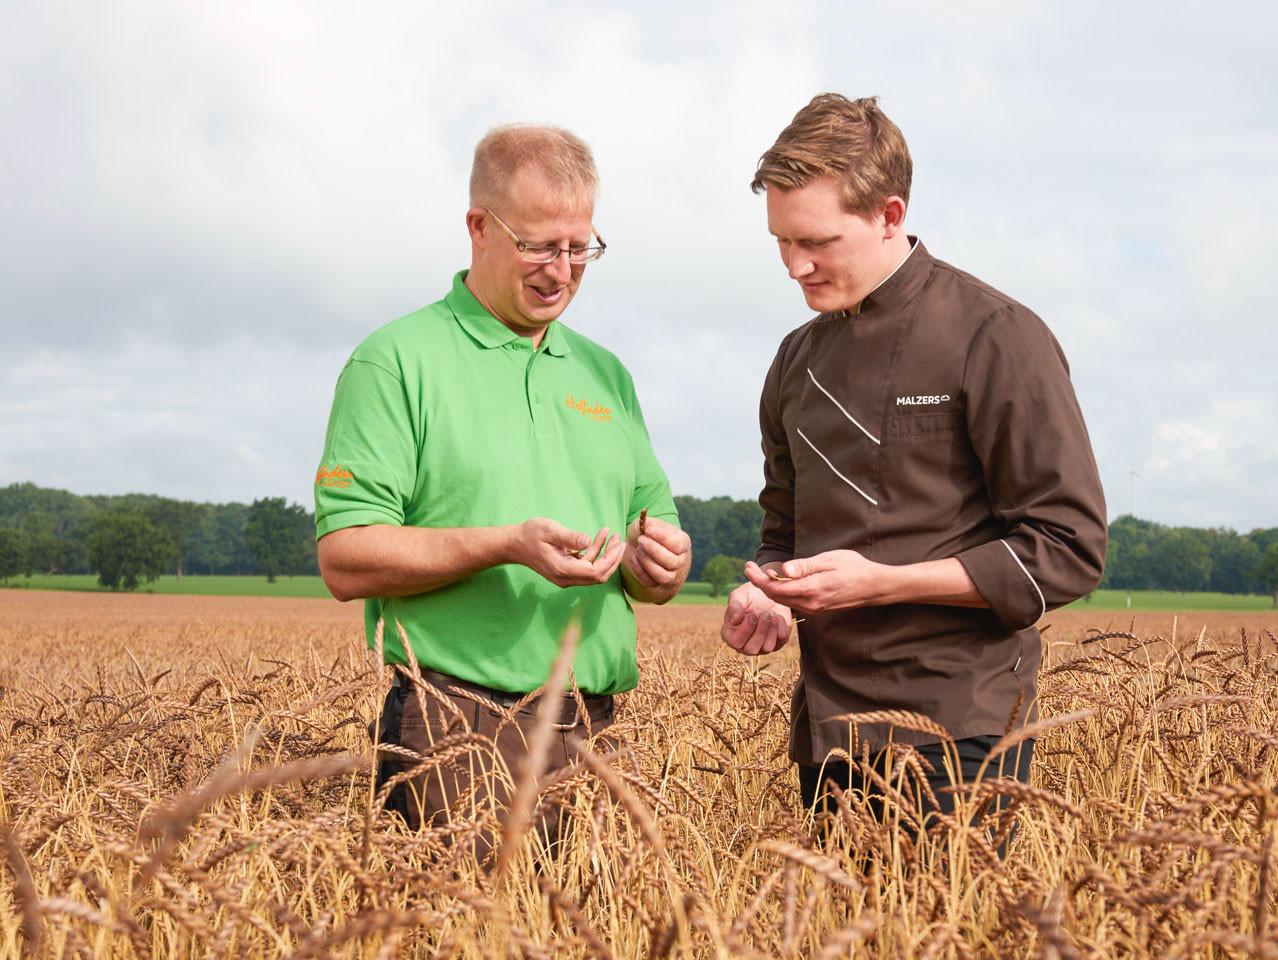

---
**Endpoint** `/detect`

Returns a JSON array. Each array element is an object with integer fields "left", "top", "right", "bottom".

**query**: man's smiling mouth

[{"left": 529, "top": 284, "right": 565, "bottom": 305}]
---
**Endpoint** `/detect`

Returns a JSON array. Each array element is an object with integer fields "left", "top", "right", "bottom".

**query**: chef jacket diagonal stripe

[
  {"left": 806, "top": 368, "right": 881, "bottom": 445},
  {"left": 796, "top": 426, "right": 878, "bottom": 506}
]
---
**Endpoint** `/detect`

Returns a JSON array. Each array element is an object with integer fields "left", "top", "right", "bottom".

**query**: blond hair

[
  {"left": 751, "top": 94, "right": 912, "bottom": 215},
  {"left": 469, "top": 124, "right": 598, "bottom": 210}
]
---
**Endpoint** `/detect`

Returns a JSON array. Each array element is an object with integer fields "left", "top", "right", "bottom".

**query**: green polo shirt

[{"left": 314, "top": 271, "right": 679, "bottom": 695}]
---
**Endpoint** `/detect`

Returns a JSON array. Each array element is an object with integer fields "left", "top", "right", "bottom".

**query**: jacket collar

[{"left": 842, "top": 236, "right": 931, "bottom": 317}]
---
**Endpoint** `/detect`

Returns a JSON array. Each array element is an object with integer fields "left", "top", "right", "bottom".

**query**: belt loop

[{"left": 551, "top": 712, "right": 579, "bottom": 733}]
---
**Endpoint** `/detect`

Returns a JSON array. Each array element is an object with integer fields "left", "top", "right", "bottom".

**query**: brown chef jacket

[{"left": 756, "top": 239, "right": 1107, "bottom": 764}]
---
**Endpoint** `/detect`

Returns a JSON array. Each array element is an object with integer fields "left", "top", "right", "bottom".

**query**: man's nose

[
  {"left": 787, "top": 253, "right": 815, "bottom": 280},
  {"left": 544, "top": 251, "right": 573, "bottom": 283}
]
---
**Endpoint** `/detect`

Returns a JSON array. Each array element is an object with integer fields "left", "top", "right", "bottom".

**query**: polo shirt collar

[
  {"left": 445, "top": 270, "right": 572, "bottom": 356},
  {"left": 539, "top": 317, "right": 571, "bottom": 356}
]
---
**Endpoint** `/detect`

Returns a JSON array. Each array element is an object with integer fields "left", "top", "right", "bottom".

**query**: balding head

[{"left": 470, "top": 124, "right": 598, "bottom": 212}]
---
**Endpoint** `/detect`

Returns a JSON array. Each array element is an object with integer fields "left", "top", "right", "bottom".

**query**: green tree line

[
  {"left": 3, "top": 483, "right": 1277, "bottom": 602},
  {"left": 0, "top": 483, "right": 316, "bottom": 588},
  {"left": 1102, "top": 515, "right": 1278, "bottom": 599}
]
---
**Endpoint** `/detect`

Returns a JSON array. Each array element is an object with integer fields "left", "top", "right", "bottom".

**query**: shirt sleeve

[
  {"left": 756, "top": 342, "right": 796, "bottom": 566},
  {"left": 621, "top": 377, "right": 680, "bottom": 529},
  {"left": 313, "top": 358, "right": 419, "bottom": 538},
  {"left": 954, "top": 307, "right": 1108, "bottom": 630}
]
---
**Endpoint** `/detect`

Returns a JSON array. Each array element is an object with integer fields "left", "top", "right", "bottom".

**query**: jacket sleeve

[
  {"left": 954, "top": 306, "right": 1108, "bottom": 630},
  {"left": 756, "top": 341, "right": 797, "bottom": 566}
]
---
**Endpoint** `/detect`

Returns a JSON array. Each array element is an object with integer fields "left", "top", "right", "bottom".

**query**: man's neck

[
  {"left": 849, "top": 235, "right": 915, "bottom": 313},
  {"left": 464, "top": 271, "right": 548, "bottom": 349},
  {"left": 867, "top": 235, "right": 914, "bottom": 295}
]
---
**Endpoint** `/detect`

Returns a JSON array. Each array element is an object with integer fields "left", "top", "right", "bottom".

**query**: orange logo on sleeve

[
  {"left": 315, "top": 464, "right": 354, "bottom": 488},
  {"left": 564, "top": 394, "right": 612, "bottom": 423}
]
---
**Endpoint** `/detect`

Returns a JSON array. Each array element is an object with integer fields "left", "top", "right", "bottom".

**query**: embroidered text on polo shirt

[
  {"left": 315, "top": 464, "right": 354, "bottom": 488},
  {"left": 565, "top": 395, "right": 613, "bottom": 422}
]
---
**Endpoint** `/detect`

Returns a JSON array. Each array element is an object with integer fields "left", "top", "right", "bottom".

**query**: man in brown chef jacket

[{"left": 720, "top": 93, "right": 1107, "bottom": 822}]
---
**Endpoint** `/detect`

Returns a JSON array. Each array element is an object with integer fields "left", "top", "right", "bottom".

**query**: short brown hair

[
  {"left": 469, "top": 124, "right": 598, "bottom": 210},
  {"left": 751, "top": 94, "right": 912, "bottom": 215}
]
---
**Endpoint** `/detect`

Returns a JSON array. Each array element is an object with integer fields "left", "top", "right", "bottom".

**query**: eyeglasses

[{"left": 484, "top": 208, "right": 607, "bottom": 264}]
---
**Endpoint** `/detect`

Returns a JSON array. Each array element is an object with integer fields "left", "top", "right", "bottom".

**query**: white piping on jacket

[
  {"left": 806, "top": 368, "right": 881, "bottom": 445},
  {"left": 796, "top": 427, "right": 878, "bottom": 506},
  {"left": 1000, "top": 540, "right": 1047, "bottom": 621}
]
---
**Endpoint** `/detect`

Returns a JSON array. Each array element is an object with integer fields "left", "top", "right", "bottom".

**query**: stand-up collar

[
  {"left": 847, "top": 237, "right": 932, "bottom": 317},
  {"left": 444, "top": 270, "right": 572, "bottom": 356}
]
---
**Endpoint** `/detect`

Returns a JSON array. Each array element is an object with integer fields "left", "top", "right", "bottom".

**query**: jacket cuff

[
  {"left": 956, "top": 539, "right": 1046, "bottom": 630},
  {"left": 755, "top": 548, "right": 793, "bottom": 568}
]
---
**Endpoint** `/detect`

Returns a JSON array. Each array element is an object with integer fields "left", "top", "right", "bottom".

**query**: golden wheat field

[{"left": 2, "top": 590, "right": 1277, "bottom": 959}]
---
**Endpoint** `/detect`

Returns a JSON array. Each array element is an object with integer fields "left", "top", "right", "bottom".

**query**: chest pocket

[{"left": 886, "top": 409, "right": 964, "bottom": 444}]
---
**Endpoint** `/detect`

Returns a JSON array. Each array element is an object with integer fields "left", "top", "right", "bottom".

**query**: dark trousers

[
  {"left": 370, "top": 669, "right": 614, "bottom": 863},
  {"left": 799, "top": 735, "right": 1034, "bottom": 833}
]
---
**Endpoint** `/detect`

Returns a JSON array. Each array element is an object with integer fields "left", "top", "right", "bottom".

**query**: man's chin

[
  {"left": 801, "top": 290, "right": 835, "bottom": 312},
  {"left": 523, "top": 293, "right": 573, "bottom": 321},
  {"left": 802, "top": 288, "right": 854, "bottom": 314}
]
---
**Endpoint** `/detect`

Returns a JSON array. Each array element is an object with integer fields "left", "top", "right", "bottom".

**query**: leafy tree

[
  {"left": 56, "top": 526, "right": 90, "bottom": 574},
  {"left": 1207, "top": 530, "right": 1261, "bottom": 594},
  {"left": 0, "top": 527, "right": 27, "bottom": 582},
  {"left": 1124, "top": 542, "right": 1155, "bottom": 590},
  {"left": 1149, "top": 529, "right": 1211, "bottom": 593},
  {"left": 86, "top": 510, "right": 175, "bottom": 590},
  {"left": 0, "top": 482, "right": 98, "bottom": 574},
  {"left": 186, "top": 505, "right": 227, "bottom": 574},
  {"left": 1258, "top": 544, "right": 1278, "bottom": 609},
  {"left": 245, "top": 498, "right": 311, "bottom": 582},
  {"left": 673, "top": 495, "right": 762, "bottom": 580},
  {"left": 1249, "top": 528, "right": 1278, "bottom": 565},
  {"left": 208, "top": 502, "right": 256, "bottom": 574},
  {"left": 20, "top": 511, "right": 62, "bottom": 576},
  {"left": 703, "top": 555, "right": 746, "bottom": 598},
  {"left": 143, "top": 499, "right": 207, "bottom": 578},
  {"left": 1098, "top": 538, "right": 1119, "bottom": 588},
  {"left": 1105, "top": 515, "right": 1163, "bottom": 589}
]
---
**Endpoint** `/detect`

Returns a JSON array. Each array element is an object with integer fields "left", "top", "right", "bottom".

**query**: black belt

[{"left": 394, "top": 667, "right": 613, "bottom": 731}]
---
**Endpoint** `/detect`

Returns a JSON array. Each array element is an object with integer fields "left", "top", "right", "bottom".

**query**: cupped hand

[
  {"left": 515, "top": 517, "right": 624, "bottom": 587},
  {"left": 720, "top": 580, "right": 793, "bottom": 656}
]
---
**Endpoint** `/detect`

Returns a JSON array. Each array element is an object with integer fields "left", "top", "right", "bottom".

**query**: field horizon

[{"left": 3, "top": 574, "right": 1274, "bottom": 612}]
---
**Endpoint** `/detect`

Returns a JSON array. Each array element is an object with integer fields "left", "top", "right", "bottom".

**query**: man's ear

[
  {"left": 465, "top": 207, "right": 488, "bottom": 246},
  {"left": 882, "top": 196, "right": 907, "bottom": 238}
]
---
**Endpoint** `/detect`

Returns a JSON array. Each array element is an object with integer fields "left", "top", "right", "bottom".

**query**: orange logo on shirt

[
  {"left": 315, "top": 464, "right": 354, "bottom": 488},
  {"left": 565, "top": 394, "right": 612, "bottom": 423}
]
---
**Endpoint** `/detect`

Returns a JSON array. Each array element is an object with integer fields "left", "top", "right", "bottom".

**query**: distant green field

[
  {"left": 667, "top": 581, "right": 726, "bottom": 604},
  {"left": 5, "top": 577, "right": 1272, "bottom": 611},
  {"left": 1, "top": 574, "right": 731, "bottom": 604},
  {"left": 1066, "top": 589, "right": 1275, "bottom": 612},
  {"left": 3, "top": 573, "right": 336, "bottom": 598}
]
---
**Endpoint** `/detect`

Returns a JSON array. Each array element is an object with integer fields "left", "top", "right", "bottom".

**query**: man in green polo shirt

[{"left": 314, "top": 125, "right": 691, "bottom": 853}]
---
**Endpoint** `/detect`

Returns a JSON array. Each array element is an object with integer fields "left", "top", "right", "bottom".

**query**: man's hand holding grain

[
  {"left": 512, "top": 517, "right": 624, "bottom": 588},
  {"left": 621, "top": 512, "right": 692, "bottom": 603}
]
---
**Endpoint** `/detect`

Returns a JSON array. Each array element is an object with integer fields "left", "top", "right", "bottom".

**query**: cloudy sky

[{"left": 2, "top": 1, "right": 1275, "bottom": 531}]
